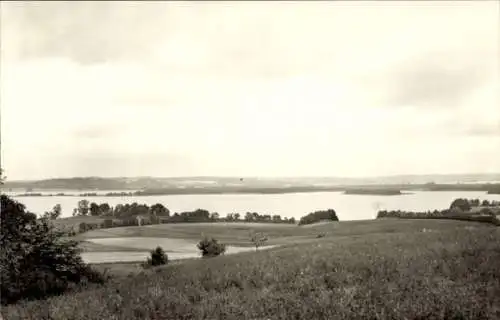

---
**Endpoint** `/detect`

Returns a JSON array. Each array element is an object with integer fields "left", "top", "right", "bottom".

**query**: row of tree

[
  {"left": 68, "top": 200, "right": 297, "bottom": 224},
  {"left": 377, "top": 210, "right": 448, "bottom": 219},
  {"left": 70, "top": 200, "right": 169, "bottom": 218},
  {"left": 377, "top": 198, "right": 500, "bottom": 219},
  {"left": 449, "top": 198, "right": 500, "bottom": 212}
]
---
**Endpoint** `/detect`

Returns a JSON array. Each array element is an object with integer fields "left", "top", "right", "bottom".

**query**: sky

[{"left": 1, "top": 1, "right": 499, "bottom": 180}]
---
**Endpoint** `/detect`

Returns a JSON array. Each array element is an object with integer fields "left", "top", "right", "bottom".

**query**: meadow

[{"left": 4, "top": 219, "right": 500, "bottom": 319}]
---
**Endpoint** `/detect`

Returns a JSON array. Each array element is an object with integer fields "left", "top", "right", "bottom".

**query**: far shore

[
  {"left": 5, "top": 183, "right": 500, "bottom": 197},
  {"left": 344, "top": 189, "right": 403, "bottom": 196}
]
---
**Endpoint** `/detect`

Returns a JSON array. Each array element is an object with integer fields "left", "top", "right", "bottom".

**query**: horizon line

[{"left": 4, "top": 172, "right": 500, "bottom": 183}]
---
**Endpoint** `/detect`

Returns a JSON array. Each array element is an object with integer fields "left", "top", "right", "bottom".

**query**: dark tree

[
  {"left": 245, "top": 212, "right": 253, "bottom": 222},
  {"left": 1, "top": 195, "right": 105, "bottom": 305},
  {"left": 89, "top": 202, "right": 100, "bottom": 216},
  {"left": 98, "top": 203, "right": 112, "bottom": 216},
  {"left": 210, "top": 212, "right": 220, "bottom": 221},
  {"left": 150, "top": 203, "right": 170, "bottom": 217},
  {"left": 450, "top": 198, "right": 471, "bottom": 212},
  {"left": 42, "top": 204, "right": 62, "bottom": 220},
  {"left": 77, "top": 199, "right": 90, "bottom": 216}
]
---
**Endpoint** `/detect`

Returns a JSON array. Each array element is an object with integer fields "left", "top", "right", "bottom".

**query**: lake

[
  {"left": 81, "top": 237, "right": 278, "bottom": 263},
  {"left": 7, "top": 191, "right": 500, "bottom": 221}
]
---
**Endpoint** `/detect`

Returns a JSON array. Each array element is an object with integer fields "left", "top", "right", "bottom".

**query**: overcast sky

[{"left": 1, "top": 1, "right": 499, "bottom": 180}]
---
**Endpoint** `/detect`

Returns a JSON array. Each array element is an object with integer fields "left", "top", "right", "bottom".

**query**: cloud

[
  {"left": 63, "top": 153, "right": 194, "bottom": 178},
  {"left": 72, "top": 124, "right": 124, "bottom": 140},
  {"left": 1, "top": 1, "right": 499, "bottom": 179},
  {"left": 377, "top": 52, "right": 496, "bottom": 109},
  {"left": 461, "top": 125, "right": 500, "bottom": 137},
  {"left": 1, "top": 2, "right": 168, "bottom": 63}
]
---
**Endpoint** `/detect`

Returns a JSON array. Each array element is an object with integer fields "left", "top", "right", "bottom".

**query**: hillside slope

[{"left": 5, "top": 220, "right": 500, "bottom": 320}]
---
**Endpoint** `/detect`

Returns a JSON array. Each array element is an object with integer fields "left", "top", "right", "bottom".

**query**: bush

[
  {"left": 144, "top": 246, "right": 169, "bottom": 268},
  {"left": 0, "top": 195, "right": 106, "bottom": 305},
  {"left": 197, "top": 237, "right": 226, "bottom": 258}
]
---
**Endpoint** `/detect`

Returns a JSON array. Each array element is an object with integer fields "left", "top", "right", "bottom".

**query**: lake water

[
  {"left": 7, "top": 191, "right": 500, "bottom": 221},
  {"left": 81, "top": 240, "right": 278, "bottom": 264}
]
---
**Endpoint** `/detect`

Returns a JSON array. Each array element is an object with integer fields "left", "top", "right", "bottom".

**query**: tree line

[
  {"left": 52, "top": 200, "right": 297, "bottom": 233},
  {"left": 40, "top": 201, "right": 346, "bottom": 234},
  {"left": 449, "top": 198, "right": 500, "bottom": 212},
  {"left": 377, "top": 198, "right": 500, "bottom": 220}
]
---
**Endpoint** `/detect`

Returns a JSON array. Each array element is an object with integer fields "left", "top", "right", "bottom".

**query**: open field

[
  {"left": 73, "top": 219, "right": 499, "bottom": 265},
  {"left": 4, "top": 219, "right": 500, "bottom": 319},
  {"left": 78, "top": 218, "right": 496, "bottom": 267},
  {"left": 77, "top": 219, "right": 488, "bottom": 246},
  {"left": 73, "top": 219, "right": 500, "bottom": 264},
  {"left": 78, "top": 222, "right": 305, "bottom": 247}
]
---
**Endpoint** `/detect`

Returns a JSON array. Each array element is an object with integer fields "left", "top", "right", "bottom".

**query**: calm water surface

[
  {"left": 81, "top": 244, "right": 278, "bottom": 263},
  {"left": 7, "top": 191, "right": 500, "bottom": 221}
]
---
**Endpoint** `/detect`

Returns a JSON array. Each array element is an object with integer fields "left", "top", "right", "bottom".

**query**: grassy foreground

[{"left": 4, "top": 220, "right": 500, "bottom": 319}]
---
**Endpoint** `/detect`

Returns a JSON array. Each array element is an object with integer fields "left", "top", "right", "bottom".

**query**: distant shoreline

[
  {"left": 344, "top": 189, "right": 403, "bottom": 196},
  {"left": 5, "top": 183, "right": 500, "bottom": 198}
]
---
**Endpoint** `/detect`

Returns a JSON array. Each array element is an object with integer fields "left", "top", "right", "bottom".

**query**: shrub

[
  {"left": 0, "top": 195, "right": 106, "bottom": 305},
  {"left": 197, "top": 237, "right": 226, "bottom": 257},
  {"left": 144, "top": 246, "right": 169, "bottom": 267}
]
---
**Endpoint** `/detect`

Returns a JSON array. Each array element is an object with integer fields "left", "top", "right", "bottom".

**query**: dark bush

[
  {"left": 197, "top": 237, "right": 226, "bottom": 258},
  {"left": 144, "top": 246, "right": 169, "bottom": 267},
  {"left": 0, "top": 195, "right": 106, "bottom": 305}
]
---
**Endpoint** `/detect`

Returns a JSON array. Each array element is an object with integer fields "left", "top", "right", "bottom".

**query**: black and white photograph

[{"left": 1, "top": 1, "right": 499, "bottom": 319}]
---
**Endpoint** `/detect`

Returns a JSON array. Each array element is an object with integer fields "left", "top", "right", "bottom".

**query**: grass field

[{"left": 4, "top": 219, "right": 500, "bottom": 319}]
